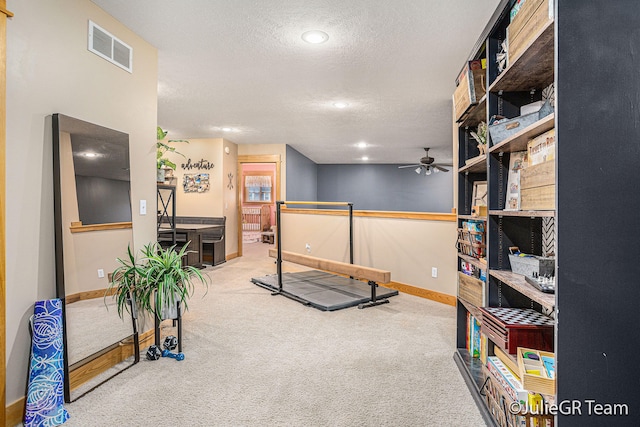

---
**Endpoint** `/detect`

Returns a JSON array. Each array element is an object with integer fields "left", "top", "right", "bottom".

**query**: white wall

[
  {"left": 280, "top": 212, "right": 458, "bottom": 296},
  {"left": 6, "top": 0, "right": 157, "bottom": 404}
]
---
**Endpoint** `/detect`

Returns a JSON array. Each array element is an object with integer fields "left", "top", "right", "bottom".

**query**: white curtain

[{"left": 245, "top": 175, "right": 271, "bottom": 187}]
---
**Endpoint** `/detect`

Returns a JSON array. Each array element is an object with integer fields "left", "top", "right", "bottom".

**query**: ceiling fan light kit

[{"left": 398, "top": 147, "right": 452, "bottom": 175}]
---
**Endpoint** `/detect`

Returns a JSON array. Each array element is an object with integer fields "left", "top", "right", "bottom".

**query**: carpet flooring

[{"left": 61, "top": 242, "right": 486, "bottom": 426}]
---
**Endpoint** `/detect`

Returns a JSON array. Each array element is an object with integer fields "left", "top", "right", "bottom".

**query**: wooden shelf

[
  {"left": 459, "top": 94, "right": 487, "bottom": 127},
  {"left": 459, "top": 155, "right": 487, "bottom": 173},
  {"left": 458, "top": 253, "right": 487, "bottom": 271},
  {"left": 488, "top": 20, "right": 554, "bottom": 93},
  {"left": 458, "top": 214, "right": 487, "bottom": 221},
  {"left": 453, "top": 350, "right": 497, "bottom": 427},
  {"left": 459, "top": 297, "right": 482, "bottom": 320},
  {"left": 489, "top": 209, "right": 555, "bottom": 218},
  {"left": 489, "top": 269, "right": 555, "bottom": 311},
  {"left": 488, "top": 113, "right": 555, "bottom": 154}
]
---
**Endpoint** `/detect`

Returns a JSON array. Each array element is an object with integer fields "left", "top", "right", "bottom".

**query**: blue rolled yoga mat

[{"left": 24, "top": 299, "right": 70, "bottom": 426}]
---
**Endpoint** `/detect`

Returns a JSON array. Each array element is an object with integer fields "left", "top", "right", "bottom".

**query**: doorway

[{"left": 236, "top": 155, "right": 281, "bottom": 258}]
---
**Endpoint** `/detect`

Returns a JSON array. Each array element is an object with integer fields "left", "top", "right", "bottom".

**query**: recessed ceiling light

[
  {"left": 333, "top": 102, "right": 349, "bottom": 109},
  {"left": 361, "top": 156, "right": 369, "bottom": 161},
  {"left": 302, "top": 30, "right": 329, "bottom": 44},
  {"left": 356, "top": 142, "right": 367, "bottom": 148}
]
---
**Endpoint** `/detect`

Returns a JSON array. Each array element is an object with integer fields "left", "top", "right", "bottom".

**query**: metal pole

[
  {"left": 276, "top": 201, "right": 283, "bottom": 292},
  {"left": 349, "top": 203, "right": 353, "bottom": 265}
]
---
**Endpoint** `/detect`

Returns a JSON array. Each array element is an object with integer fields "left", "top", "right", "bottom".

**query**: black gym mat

[{"left": 251, "top": 270, "right": 399, "bottom": 311}]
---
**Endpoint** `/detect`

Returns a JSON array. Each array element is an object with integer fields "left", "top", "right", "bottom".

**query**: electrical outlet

[
  {"left": 305, "top": 243, "right": 311, "bottom": 253},
  {"left": 97, "top": 269, "right": 105, "bottom": 278},
  {"left": 140, "top": 199, "right": 147, "bottom": 215},
  {"left": 431, "top": 267, "right": 438, "bottom": 278}
]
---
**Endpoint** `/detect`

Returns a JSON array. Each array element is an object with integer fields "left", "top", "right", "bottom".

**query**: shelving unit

[
  {"left": 453, "top": 1, "right": 640, "bottom": 426},
  {"left": 454, "top": 1, "right": 558, "bottom": 426}
]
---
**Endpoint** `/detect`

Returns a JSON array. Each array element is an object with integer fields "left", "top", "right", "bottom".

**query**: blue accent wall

[
  {"left": 286, "top": 146, "right": 318, "bottom": 201},
  {"left": 286, "top": 145, "right": 453, "bottom": 212},
  {"left": 316, "top": 164, "right": 453, "bottom": 212}
]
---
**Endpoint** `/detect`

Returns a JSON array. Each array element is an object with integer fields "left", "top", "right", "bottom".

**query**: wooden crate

[
  {"left": 517, "top": 347, "right": 556, "bottom": 396},
  {"left": 507, "top": 0, "right": 553, "bottom": 64},
  {"left": 527, "top": 128, "right": 555, "bottom": 166},
  {"left": 458, "top": 272, "right": 485, "bottom": 307},
  {"left": 509, "top": 0, "right": 545, "bottom": 43},
  {"left": 454, "top": 67, "right": 485, "bottom": 121},
  {"left": 520, "top": 159, "right": 555, "bottom": 210}
]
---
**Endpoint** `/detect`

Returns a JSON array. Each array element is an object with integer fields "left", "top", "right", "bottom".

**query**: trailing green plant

[
  {"left": 157, "top": 126, "right": 189, "bottom": 171},
  {"left": 107, "top": 242, "right": 209, "bottom": 320},
  {"left": 140, "top": 242, "right": 208, "bottom": 319},
  {"left": 107, "top": 244, "right": 146, "bottom": 319}
]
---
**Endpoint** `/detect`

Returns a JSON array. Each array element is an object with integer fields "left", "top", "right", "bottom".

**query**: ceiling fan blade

[
  {"left": 432, "top": 165, "right": 450, "bottom": 172},
  {"left": 398, "top": 164, "right": 422, "bottom": 169}
]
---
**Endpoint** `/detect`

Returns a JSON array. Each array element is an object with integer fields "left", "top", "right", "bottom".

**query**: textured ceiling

[{"left": 91, "top": 0, "right": 500, "bottom": 164}]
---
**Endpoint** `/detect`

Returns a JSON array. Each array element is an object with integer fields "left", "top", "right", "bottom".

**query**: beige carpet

[{"left": 61, "top": 242, "right": 487, "bottom": 426}]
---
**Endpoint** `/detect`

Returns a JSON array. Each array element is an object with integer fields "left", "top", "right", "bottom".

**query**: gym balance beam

[{"left": 268, "top": 249, "right": 392, "bottom": 309}]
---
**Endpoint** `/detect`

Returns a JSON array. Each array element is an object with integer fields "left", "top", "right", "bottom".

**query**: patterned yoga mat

[{"left": 25, "top": 299, "right": 70, "bottom": 426}]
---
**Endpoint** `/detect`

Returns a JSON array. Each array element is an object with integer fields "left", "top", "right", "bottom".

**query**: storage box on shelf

[
  {"left": 507, "top": 0, "right": 554, "bottom": 64},
  {"left": 454, "top": 60, "right": 486, "bottom": 122},
  {"left": 488, "top": 99, "right": 553, "bottom": 146},
  {"left": 458, "top": 272, "right": 485, "bottom": 308},
  {"left": 517, "top": 347, "right": 556, "bottom": 395},
  {"left": 508, "top": 251, "right": 555, "bottom": 278},
  {"left": 480, "top": 307, "right": 554, "bottom": 355}
]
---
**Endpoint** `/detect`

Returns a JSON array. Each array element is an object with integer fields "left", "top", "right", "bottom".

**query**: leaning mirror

[{"left": 52, "top": 114, "right": 139, "bottom": 402}]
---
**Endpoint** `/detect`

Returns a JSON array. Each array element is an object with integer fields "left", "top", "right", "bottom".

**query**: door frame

[{"left": 236, "top": 155, "right": 281, "bottom": 257}]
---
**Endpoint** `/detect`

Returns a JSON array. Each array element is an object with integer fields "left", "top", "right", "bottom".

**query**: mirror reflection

[{"left": 53, "top": 114, "right": 138, "bottom": 401}]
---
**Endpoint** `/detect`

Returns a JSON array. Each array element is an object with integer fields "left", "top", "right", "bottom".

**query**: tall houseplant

[
  {"left": 108, "top": 243, "right": 209, "bottom": 320},
  {"left": 157, "top": 126, "right": 188, "bottom": 182}
]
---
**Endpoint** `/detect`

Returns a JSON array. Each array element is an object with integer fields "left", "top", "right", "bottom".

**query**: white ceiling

[{"left": 91, "top": 0, "right": 500, "bottom": 165}]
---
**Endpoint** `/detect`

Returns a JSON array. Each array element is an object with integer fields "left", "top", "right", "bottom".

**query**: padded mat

[{"left": 251, "top": 270, "right": 398, "bottom": 311}]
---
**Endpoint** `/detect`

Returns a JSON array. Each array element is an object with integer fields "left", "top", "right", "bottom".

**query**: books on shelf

[
  {"left": 487, "top": 356, "right": 529, "bottom": 404},
  {"left": 466, "top": 313, "right": 481, "bottom": 358}
]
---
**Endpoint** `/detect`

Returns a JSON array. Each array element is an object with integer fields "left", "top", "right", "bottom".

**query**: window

[{"left": 244, "top": 175, "right": 272, "bottom": 203}]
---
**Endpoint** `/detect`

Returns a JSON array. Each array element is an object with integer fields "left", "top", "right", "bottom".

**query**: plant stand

[{"left": 154, "top": 301, "right": 183, "bottom": 353}]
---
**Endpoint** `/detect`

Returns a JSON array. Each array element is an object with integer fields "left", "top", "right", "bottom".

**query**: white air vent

[{"left": 88, "top": 20, "right": 133, "bottom": 73}]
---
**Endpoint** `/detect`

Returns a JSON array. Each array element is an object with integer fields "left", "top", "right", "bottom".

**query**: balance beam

[{"left": 268, "top": 249, "right": 390, "bottom": 284}]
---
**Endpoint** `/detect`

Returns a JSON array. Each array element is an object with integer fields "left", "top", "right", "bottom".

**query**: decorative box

[
  {"left": 488, "top": 100, "right": 553, "bottom": 146},
  {"left": 508, "top": 252, "right": 555, "bottom": 277},
  {"left": 454, "top": 61, "right": 486, "bottom": 122},
  {"left": 480, "top": 307, "right": 554, "bottom": 354},
  {"left": 507, "top": 0, "right": 554, "bottom": 63},
  {"left": 458, "top": 272, "right": 485, "bottom": 307},
  {"left": 517, "top": 347, "right": 556, "bottom": 395}
]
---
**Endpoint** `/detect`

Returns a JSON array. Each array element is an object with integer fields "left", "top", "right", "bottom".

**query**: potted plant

[
  {"left": 108, "top": 242, "right": 209, "bottom": 321},
  {"left": 157, "top": 126, "right": 188, "bottom": 183},
  {"left": 470, "top": 121, "right": 488, "bottom": 155}
]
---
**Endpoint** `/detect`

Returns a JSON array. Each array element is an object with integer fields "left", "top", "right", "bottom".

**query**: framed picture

[
  {"left": 183, "top": 173, "right": 210, "bottom": 193},
  {"left": 472, "top": 181, "right": 487, "bottom": 207}
]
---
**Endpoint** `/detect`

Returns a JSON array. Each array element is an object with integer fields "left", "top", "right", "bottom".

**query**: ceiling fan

[{"left": 398, "top": 148, "right": 453, "bottom": 175}]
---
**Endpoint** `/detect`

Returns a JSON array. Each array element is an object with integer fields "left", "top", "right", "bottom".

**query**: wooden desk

[{"left": 175, "top": 224, "right": 223, "bottom": 268}]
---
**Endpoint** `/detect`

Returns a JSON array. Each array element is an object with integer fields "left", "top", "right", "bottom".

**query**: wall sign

[{"left": 181, "top": 158, "right": 214, "bottom": 170}]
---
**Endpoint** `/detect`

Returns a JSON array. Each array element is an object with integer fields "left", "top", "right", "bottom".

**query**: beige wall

[
  {"left": 280, "top": 212, "right": 458, "bottom": 296},
  {"left": 6, "top": 0, "right": 158, "bottom": 404},
  {"left": 164, "top": 137, "right": 240, "bottom": 258},
  {"left": 221, "top": 141, "right": 238, "bottom": 257},
  {"left": 166, "top": 138, "right": 224, "bottom": 217}
]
